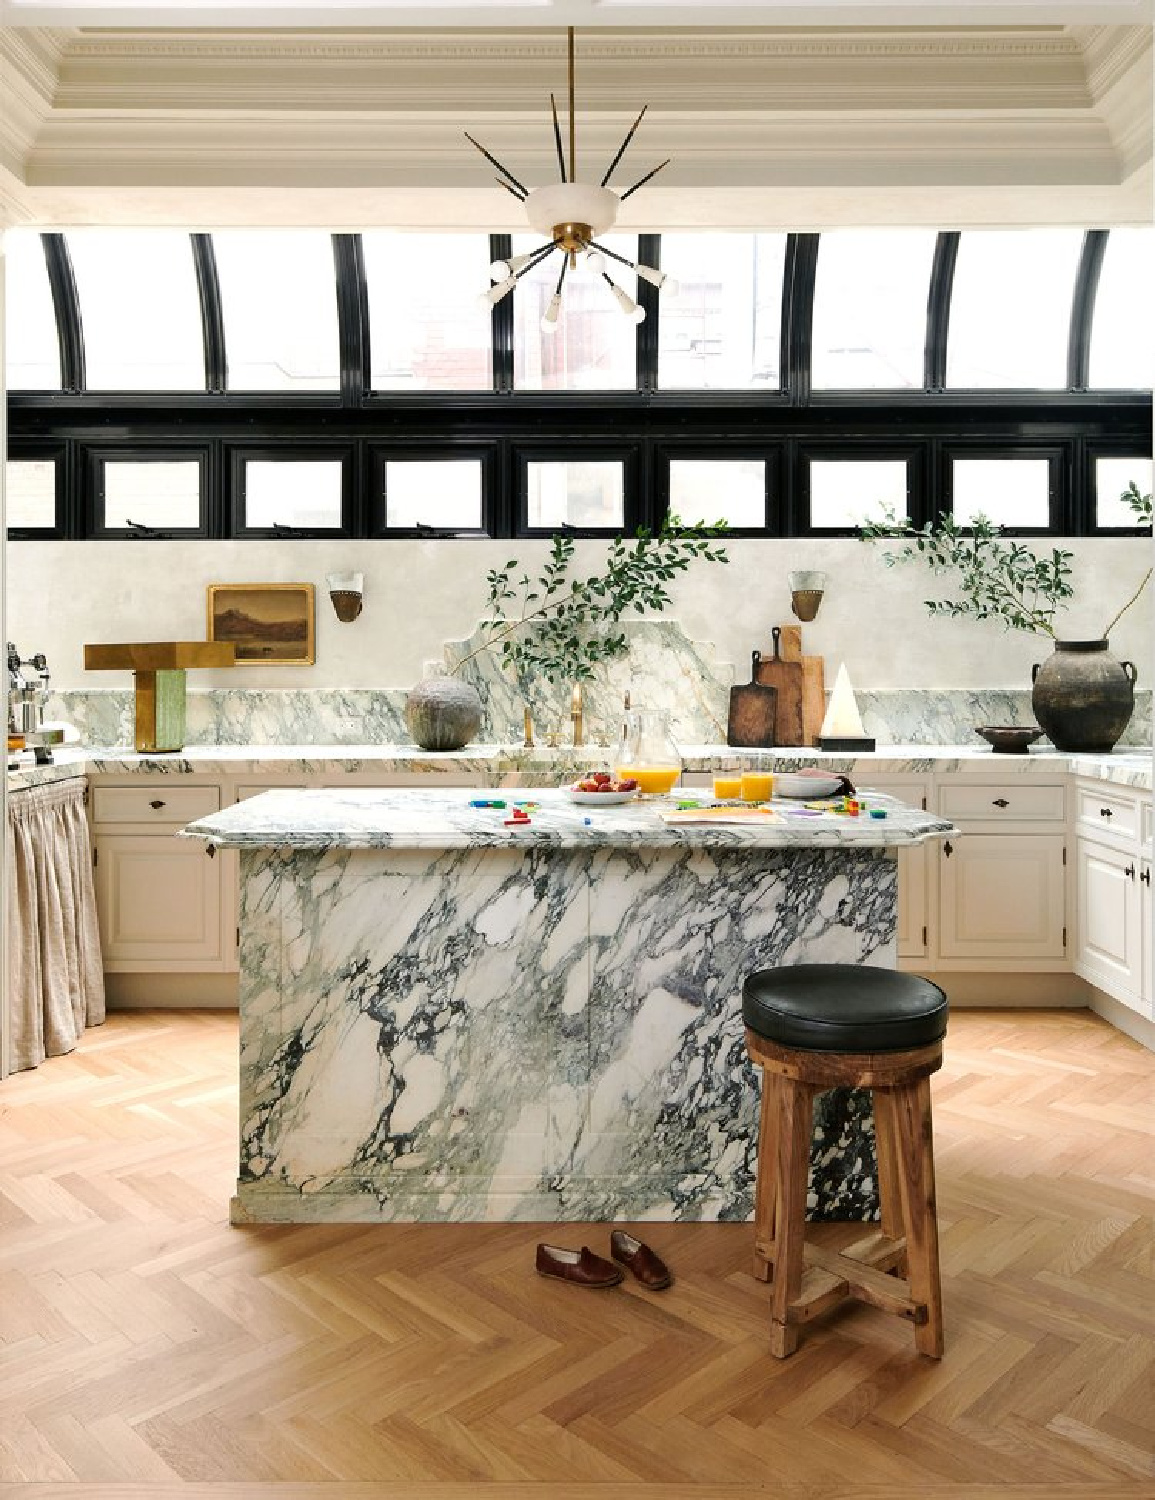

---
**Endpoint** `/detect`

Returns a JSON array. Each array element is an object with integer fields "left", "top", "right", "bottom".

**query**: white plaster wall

[{"left": 9, "top": 535, "right": 1153, "bottom": 694}]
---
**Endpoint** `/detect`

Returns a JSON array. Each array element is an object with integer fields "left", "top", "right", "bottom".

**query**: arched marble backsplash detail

[{"left": 444, "top": 618, "right": 733, "bottom": 746}]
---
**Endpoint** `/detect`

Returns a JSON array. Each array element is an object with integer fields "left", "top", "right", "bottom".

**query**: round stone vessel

[
  {"left": 405, "top": 674, "right": 483, "bottom": 752},
  {"left": 1031, "top": 639, "right": 1137, "bottom": 752}
]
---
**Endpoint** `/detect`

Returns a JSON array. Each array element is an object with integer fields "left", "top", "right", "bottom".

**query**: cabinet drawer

[
  {"left": 1075, "top": 783, "right": 1141, "bottom": 842},
  {"left": 938, "top": 782, "right": 1065, "bottom": 824},
  {"left": 92, "top": 785, "right": 221, "bottom": 826}
]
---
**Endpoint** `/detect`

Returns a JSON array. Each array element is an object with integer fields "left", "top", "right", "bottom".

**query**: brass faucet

[{"left": 571, "top": 683, "right": 584, "bottom": 748}]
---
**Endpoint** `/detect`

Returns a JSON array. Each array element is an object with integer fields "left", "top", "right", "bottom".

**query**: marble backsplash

[{"left": 47, "top": 619, "right": 1152, "bottom": 750}]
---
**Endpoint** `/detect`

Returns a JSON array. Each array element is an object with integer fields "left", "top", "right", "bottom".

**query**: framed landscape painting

[{"left": 207, "top": 582, "right": 315, "bottom": 665}]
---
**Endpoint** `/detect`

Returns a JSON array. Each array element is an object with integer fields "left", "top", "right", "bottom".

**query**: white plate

[
  {"left": 568, "top": 788, "right": 639, "bottom": 806},
  {"left": 772, "top": 773, "right": 844, "bottom": 800}
]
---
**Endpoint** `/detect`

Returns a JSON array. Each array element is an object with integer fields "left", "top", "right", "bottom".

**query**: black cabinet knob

[
  {"left": 992, "top": 798, "right": 1009, "bottom": 808},
  {"left": 1100, "top": 807, "right": 1113, "bottom": 818},
  {"left": 149, "top": 798, "right": 166, "bottom": 809}
]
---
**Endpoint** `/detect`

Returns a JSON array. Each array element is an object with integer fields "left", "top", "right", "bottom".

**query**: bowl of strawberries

[{"left": 568, "top": 771, "right": 640, "bottom": 806}]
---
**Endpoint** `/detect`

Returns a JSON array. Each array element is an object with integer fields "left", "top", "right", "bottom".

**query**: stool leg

[
  {"left": 893, "top": 1075, "right": 944, "bottom": 1359},
  {"left": 872, "top": 1089, "right": 908, "bottom": 1275},
  {"left": 770, "top": 1079, "right": 814, "bottom": 1359},
  {"left": 752, "top": 1070, "right": 779, "bottom": 1282}
]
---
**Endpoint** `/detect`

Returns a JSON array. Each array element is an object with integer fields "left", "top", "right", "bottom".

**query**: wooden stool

[{"left": 742, "top": 963, "right": 948, "bottom": 1360}]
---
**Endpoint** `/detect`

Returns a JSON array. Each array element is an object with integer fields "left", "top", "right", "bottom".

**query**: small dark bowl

[{"left": 975, "top": 725, "right": 1043, "bottom": 754}]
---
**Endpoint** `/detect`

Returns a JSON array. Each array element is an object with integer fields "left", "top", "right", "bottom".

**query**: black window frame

[
  {"left": 799, "top": 442, "right": 927, "bottom": 537},
  {"left": 368, "top": 441, "right": 498, "bottom": 538},
  {"left": 655, "top": 441, "right": 785, "bottom": 536},
  {"left": 4, "top": 441, "right": 69, "bottom": 540},
  {"left": 514, "top": 441, "right": 641, "bottom": 538},
  {"left": 3, "top": 227, "right": 1151, "bottom": 545},
  {"left": 1084, "top": 439, "right": 1155, "bottom": 535},
  {"left": 229, "top": 443, "right": 355, "bottom": 538},
  {"left": 941, "top": 442, "right": 1065, "bottom": 536},
  {"left": 88, "top": 444, "right": 210, "bottom": 538}
]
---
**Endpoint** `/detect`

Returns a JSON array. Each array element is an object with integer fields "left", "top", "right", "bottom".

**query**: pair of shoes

[{"left": 535, "top": 1233, "right": 673, "bottom": 1291}]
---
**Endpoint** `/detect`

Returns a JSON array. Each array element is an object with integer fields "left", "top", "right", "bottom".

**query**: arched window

[
  {"left": 512, "top": 234, "right": 638, "bottom": 391},
  {"left": 4, "top": 232, "right": 60, "bottom": 391},
  {"left": 363, "top": 233, "right": 492, "bottom": 391},
  {"left": 66, "top": 230, "right": 205, "bottom": 391},
  {"left": 658, "top": 234, "right": 786, "bottom": 390},
  {"left": 811, "top": 230, "right": 936, "bottom": 390},
  {"left": 213, "top": 231, "right": 340, "bottom": 391},
  {"left": 946, "top": 229, "right": 1084, "bottom": 389},
  {"left": 1089, "top": 227, "right": 1154, "bottom": 390}
]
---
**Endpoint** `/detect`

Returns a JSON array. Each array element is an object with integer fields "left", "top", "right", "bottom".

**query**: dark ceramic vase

[
  {"left": 404, "top": 674, "right": 483, "bottom": 751},
  {"left": 1031, "top": 639, "right": 1137, "bottom": 752}
]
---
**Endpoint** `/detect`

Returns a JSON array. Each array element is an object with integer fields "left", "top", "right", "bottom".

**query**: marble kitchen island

[{"left": 182, "top": 786, "right": 954, "bottom": 1226}]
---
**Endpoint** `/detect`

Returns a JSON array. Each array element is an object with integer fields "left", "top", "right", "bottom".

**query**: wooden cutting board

[
  {"left": 727, "top": 652, "right": 779, "bottom": 747},
  {"left": 767, "top": 624, "right": 826, "bottom": 747},
  {"left": 754, "top": 626, "right": 805, "bottom": 746}
]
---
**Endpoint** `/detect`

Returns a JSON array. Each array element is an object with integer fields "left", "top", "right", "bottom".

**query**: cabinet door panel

[
  {"left": 96, "top": 835, "right": 223, "bottom": 969},
  {"left": 1075, "top": 838, "right": 1144, "bottom": 1010},
  {"left": 938, "top": 834, "right": 1065, "bottom": 962}
]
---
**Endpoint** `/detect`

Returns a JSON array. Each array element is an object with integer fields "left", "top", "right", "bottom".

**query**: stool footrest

[{"left": 799, "top": 1239, "right": 924, "bottom": 1325}]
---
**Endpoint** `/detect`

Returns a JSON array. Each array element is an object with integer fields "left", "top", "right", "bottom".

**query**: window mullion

[
  {"left": 636, "top": 233, "right": 661, "bottom": 396},
  {"left": 332, "top": 234, "right": 369, "bottom": 407},
  {"left": 191, "top": 234, "right": 227, "bottom": 394},
  {"left": 40, "top": 233, "right": 85, "bottom": 393},
  {"left": 924, "top": 232, "right": 959, "bottom": 392},
  {"left": 1068, "top": 230, "right": 1108, "bottom": 393},
  {"left": 490, "top": 233, "right": 514, "bottom": 394},
  {"left": 782, "top": 233, "right": 818, "bottom": 407}
]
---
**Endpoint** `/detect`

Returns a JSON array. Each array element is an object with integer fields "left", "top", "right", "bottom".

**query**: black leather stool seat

[{"left": 743, "top": 964, "right": 948, "bottom": 1053}]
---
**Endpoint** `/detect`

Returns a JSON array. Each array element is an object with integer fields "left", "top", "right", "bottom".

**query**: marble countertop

[
  {"left": 9, "top": 742, "right": 1152, "bottom": 794},
  {"left": 180, "top": 785, "right": 957, "bottom": 851}
]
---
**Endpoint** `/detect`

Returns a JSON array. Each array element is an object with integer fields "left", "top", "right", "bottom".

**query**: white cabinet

[
  {"left": 1074, "top": 780, "right": 1152, "bottom": 1019},
  {"left": 931, "top": 777, "right": 1068, "bottom": 971},
  {"left": 938, "top": 832, "right": 1067, "bottom": 965},
  {"left": 92, "top": 784, "right": 225, "bottom": 971}
]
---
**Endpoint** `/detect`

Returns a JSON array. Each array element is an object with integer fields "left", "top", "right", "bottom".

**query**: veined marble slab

[
  {"left": 11, "top": 743, "right": 1152, "bottom": 793},
  {"left": 232, "top": 836, "right": 899, "bottom": 1225},
  {"left": 181, "top": 786, "right": 957, "bottom": 852}
]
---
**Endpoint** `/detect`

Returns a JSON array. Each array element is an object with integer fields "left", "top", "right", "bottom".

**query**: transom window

[
  {"left": 363, "top": 233, "right": 492, "bottom": 392},
  {"left": 213, "top": 231, "right": 340, "bottom": 392},
  {"left": 811, "top": 230, "right": 936, "bottom": 391},
  {"left": 658, "top": 234, "right": 786, "bottom": 390},
  {"left": 3, "top": 234, "right": 59, "bottom": 391}
]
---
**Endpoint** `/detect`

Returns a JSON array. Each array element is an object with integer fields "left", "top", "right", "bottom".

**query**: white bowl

[
  {"left": 569, "top": 788, "right": 639, "bottom": 806},
  {"left": 772, "top": 772, "right": 844, "bottom": 800}
]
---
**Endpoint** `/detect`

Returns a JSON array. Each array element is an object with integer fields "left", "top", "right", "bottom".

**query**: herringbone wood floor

[{"left": 1, "top": 1008, "right": 1152, "bottom": 1500}]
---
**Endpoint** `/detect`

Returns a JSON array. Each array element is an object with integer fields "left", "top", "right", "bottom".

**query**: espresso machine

[{"left": 7, "top": 643, "right": 63, "bottom": 766}]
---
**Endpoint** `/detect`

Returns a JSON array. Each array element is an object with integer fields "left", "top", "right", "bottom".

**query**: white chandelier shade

[{"left": 465, "top": 27, "right": 673, "bottom": 332}]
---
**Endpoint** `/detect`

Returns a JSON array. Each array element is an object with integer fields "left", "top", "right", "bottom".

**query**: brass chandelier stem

[{"left": 567, "top": 27, "right": 577, "bottom": 183}]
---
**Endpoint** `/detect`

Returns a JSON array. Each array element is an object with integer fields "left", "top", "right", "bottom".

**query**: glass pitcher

[{"left": 614, "top": 710, "right": 682, "bottom": 797}]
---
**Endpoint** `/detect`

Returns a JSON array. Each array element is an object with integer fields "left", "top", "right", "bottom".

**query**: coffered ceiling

[{"left": 0, "top": 19, "right": 1150, "bottom": 227}]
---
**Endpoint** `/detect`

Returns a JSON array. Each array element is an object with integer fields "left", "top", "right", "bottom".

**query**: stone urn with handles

[
  {"left": 1031, "top": 639, "right": 1137, "bottom": 752},
  {"left": 404, "top": 664, "right": 483, "bottom": 752}
]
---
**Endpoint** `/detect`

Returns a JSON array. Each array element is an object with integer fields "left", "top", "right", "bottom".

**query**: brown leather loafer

[
  {"left": 535, "top": 1243, "right": 624, "bottom": 1288},
  {"left": 610, "top": 1230, "right": 673, "bottom": 1290}
]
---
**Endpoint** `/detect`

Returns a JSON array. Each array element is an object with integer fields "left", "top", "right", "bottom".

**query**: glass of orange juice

[
  {"left": 713, "top": 756, "right": 742, "bottom": 801},
  {"left": 741, "top": 759, "right": 775, "bottom": 802}
]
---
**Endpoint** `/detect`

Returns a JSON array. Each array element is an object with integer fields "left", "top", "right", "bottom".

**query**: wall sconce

[
  {"left": 789, "top": 570, "right": 826, "bottom": 622},
  {"left": 327, "top": 571, "right": 364, "bottom": 622}
]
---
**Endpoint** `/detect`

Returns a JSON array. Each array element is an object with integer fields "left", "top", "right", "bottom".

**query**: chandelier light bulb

[
  {"left": 584, "top": 249, "right": 605, "bottom": 275},
  {"left": 481, "top": 274, "right": 518, "bottom": 307},
  {"left": 489, "top": 258, "right": 512, "bottom": 282},
  {"left": 541, "top": 293, "right": 562, "bottom": 333},
  {"left": 608, "top": 282, "right": 640, "bottom": 319},
  {"left": 629, "top": 303, "right": 647, "bottom": 324}
]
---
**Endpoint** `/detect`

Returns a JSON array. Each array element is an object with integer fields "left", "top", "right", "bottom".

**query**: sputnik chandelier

[{"left": 466, "top": 27, "right": 675, "bottom": 332}]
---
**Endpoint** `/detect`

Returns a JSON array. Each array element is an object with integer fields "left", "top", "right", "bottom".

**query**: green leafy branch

[
  {"left": 861, "top": 509, "right": 1075, "bottom": 638},
  {"left": 454, "top": 517, "right": 730, "bottom": 685},
  {"left": 863, "top": 483, "right": 1153, "bottom": 639}
]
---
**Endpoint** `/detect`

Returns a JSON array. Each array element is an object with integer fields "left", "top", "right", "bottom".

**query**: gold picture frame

[{"left": 207, "top": 583, "right": 315, "bottom": 665}]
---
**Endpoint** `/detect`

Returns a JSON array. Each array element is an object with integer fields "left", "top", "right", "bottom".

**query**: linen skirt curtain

[{"left": 7, "top": 780, "right": 105, "bottom": 1072}]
